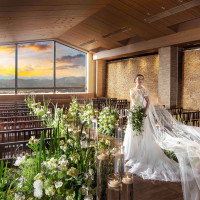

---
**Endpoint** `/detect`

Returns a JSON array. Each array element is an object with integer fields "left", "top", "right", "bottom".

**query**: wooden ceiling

[
  {"left": 0, "top": 0, "right": 111, "bottom": 45},
  {"left": 1, "top": 0, "right": 200, "bottom": 53}
]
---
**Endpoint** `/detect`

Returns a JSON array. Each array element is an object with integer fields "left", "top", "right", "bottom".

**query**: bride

[{"left": 123, "top": 74, "right": 200, "bottom": 200}]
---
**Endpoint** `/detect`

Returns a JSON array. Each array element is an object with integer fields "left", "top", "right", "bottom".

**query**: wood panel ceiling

[
  {"left": 1, "top": 0, "right": 200, "bottom": 53},
  {"left": 0, "top": 0, "right": 111, "bottom": 44},
  {"left": 59, "top": 0, "right": 200, "bottom": 52}
]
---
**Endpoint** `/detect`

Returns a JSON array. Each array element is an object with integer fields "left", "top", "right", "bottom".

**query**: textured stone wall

[
  {"left": 96, "top": 60, "right": 106, "bottom": 97},
  {"left": 182, "top": 50, "right": 200, "bottom": 110},
  {"left": 158, "top": 47, "right": 179, "bottom": 109},
  {"left": 106, "top": 54, "right": 159, "bottom": 104}
]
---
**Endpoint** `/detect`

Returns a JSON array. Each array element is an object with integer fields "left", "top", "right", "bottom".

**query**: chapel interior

[{"left": 0, "top": 0, "right": 200, "bottom": 200}]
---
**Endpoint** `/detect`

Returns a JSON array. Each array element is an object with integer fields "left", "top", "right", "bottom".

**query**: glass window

[
  {"left": 56, "top": 42, "right": 86, "bottom": 93},
  {"left": 18, "top": 41, "right": 54, "bottom": 93},
  {"left": 0, "top": 44, "right": 15, "bottom": 93},
  {"left": 0, "top": 41, "right": 87, "bottom": 94}
]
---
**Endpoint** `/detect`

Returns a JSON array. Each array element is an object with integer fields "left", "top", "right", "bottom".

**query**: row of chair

[{"left": 0, "top": 102, "right": 53, "bottom": 164}]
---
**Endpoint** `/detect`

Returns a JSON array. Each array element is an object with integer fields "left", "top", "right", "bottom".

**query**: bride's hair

[{"left": 134, "top": 74, "right": 144, "bottom": 83}]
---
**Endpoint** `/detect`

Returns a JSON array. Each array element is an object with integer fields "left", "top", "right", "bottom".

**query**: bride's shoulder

[{"left": 130, "top": 87, "right": 136, "bottom": 93}]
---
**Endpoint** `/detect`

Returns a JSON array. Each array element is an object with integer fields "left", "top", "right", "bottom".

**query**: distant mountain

[
  {"left": 0, "top": 76, "right": 85, "bottom": 88},
  {"left": 56, "top": 76, "right": 85, "bottom": 87}
]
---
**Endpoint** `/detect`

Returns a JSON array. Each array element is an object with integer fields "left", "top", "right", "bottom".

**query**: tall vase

[
  {"left": 97, "top": 150, "right": 109, "bottom": 200},
  {"left": 107, "top": 173, "right": 121, "bottom": 200},
  {"left": 114, "top": 146, "right": 125, "bottom": 179},
  {"left": 122, "top": 172, "right": 134, "bottom": 200},
  {"left": 90, "top": 118, "right": 98, "bottom": 140}
]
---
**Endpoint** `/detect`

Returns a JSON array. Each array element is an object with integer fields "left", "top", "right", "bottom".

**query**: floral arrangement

[
  {"left": 1, "top": 125, "right": 96, "bottom": 200},
  {"left": 98, "top": 106, "right": 119, "bottom": 137},
  {"left": 0, "top": 95, "right": 124, "bottom": 200},
  {"left": 79, "top": 101, "right": 95, "bottom": 127},
  {"left": 67, "top": 97, "right": 81, "bottom": 124},
  {"left": 0, "top": 96, "right": 98, "bottom": 200},
  {"left": 127, "top": 105, "right": 146, "bottom": 136},
  {"left": 25, "top": 94, "right": 53, "bottom": 128}
]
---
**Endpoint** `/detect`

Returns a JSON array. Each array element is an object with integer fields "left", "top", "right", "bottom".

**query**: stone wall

[
  {"left": 106, "top": 54, "right": 159, "bottom": 104},
  {"left": 182, "top": 50, "right": 200, "bottom": 110}
]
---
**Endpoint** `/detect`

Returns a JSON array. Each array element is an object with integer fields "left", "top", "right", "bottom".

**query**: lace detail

[{"left": 130, "top": 86, "right": 148, "bottom": 108}]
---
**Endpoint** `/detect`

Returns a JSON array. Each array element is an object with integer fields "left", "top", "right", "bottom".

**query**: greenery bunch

[{"left": 127, "top": 105, "right": 146, "bottom": 136}]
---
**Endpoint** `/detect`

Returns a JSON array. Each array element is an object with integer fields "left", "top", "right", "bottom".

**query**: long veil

[{"left": 143, "top": 85, "right": 200, "bottom": 200}]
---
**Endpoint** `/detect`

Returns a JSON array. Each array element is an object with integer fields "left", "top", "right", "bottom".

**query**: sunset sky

[
  {"left": 0, "top": 44, "right": 15, "bottom": 80},
  {"left": 0, "top": 41, "right": 86, "bottom": 81}
]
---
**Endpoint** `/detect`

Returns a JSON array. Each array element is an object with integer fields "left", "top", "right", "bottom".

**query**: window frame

[{"left": 0, "top": 40, "right": 87, "bottom": 94}]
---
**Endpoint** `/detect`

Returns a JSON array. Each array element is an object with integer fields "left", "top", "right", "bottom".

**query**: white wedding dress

[{"left": 123, "top": 86, "right": 200, "bottom": 200}]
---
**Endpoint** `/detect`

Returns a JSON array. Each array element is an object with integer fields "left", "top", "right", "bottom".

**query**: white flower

[
  {"left": 59, "top": 160, "right": 68, "bottom": 169},
  {"left": 89, "top": 168, "right": 94, "bottom": 176},
  {"left": 15, "top": 193, "right": 25, "bottom": 200},
  {"left": 34, "top": 173, "right": 45, "bottom": 180},
  {"left": 34, "top": 139, "right": 39, "bottom": 145},
  {"left": 45, "top": 185, "right": 55, "bottom": 196},
  {"left": 55, "top": 181, "right": 63, "bottom": 189},
  {"left": 84, "top": 194, "right": 93, "bottom": 200},
  {"left": 18, "top": 182, "right": 23, "bottom": 188},
  {"left": 66, "top": 196, "right": 75, "bottom": 200},
  {"left": 14, "top": 156, "right": 26, "bottom": 167},
  {"left": 34, "top": 188, "right": 43, "bottom": 199},
  {"left": 33, "top": 180, "right": 43, "bottom": 190},
  {"left": 59, "top": 155, "right": 66, "bottom": 160},
  {"left": 33, "top": 180, "right": 43, "bottom": 199}
]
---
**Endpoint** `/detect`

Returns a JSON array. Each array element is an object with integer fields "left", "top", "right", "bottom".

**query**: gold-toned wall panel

[
  {"left": 106, "top": 55, "right": 159, "bottom": 104},
  {"left": 183, "top": 50, "right": 200, "bottom": 110}
]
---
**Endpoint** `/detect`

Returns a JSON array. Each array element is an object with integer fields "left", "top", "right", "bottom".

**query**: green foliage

[
  {"left": 98, "top": 106, "right": 119, "bottom": 136},
  {"left": 67, "top": 96, "right": 80, "bottom": 124},
  {"left": 79, "top": 100, "right": 95, "bottom": 127},
  {"left": 164, "top": 150, "right": 178, "bottom": 162},
  {"left": 5, "top": 95, "right": 97, "bottom": 200},
  {"left": 127, "top": 105, "right": 146, "bottom": 136}
]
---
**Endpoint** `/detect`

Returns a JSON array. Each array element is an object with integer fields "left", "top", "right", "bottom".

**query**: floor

[{"left": 133, "top": 175, "right": 183, "bottom": 200}]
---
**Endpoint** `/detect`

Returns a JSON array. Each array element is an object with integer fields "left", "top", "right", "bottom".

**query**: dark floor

[{"left": 133, "top": 175, "right": 183, "bottom": 200}]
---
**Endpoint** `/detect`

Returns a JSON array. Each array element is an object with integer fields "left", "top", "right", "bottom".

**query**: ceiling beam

[
  {"left": 93, "top": 27, "right": 200, "bottom": 60},
  {"left": 145, "top": 0, "right": 200, "bottom": 23}
]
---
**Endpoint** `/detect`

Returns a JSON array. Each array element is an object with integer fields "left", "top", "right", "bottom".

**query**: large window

[
  {"left": 56, "top": 42, "right": 86, "bottom": 93},
  {"left": 18, "top": 41, "right": 54, "bottom": 93},
  {"left": 0, "top": 41, "right": 87, "bottom": 94},
  {"left": 0, "top": 45, "right": 15, "bottom": 94}
]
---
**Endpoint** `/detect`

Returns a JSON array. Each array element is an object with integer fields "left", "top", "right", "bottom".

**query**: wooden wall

[
  {"left": 106, "top": 54, "right": 159, "bottom": 104},
  {"left": 182, "top": 50, "right": 200, "bottom": 111}
]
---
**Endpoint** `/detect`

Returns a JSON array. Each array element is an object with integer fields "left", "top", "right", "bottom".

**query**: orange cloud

[
  {"left": 19, "top": 42, "right": 53, "bottom": 52},
  {"left": 0, "top": 45, "right": 15, "bottom": 55}
]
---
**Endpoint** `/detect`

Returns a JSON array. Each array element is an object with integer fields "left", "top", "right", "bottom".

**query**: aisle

[{"left": 133, "top": 175, "right": 183, "bottom": 200}]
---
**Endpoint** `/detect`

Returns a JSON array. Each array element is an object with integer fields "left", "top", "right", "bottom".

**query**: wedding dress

[{"left": 123, "top": 85, "right": 200, "bottom": 200}]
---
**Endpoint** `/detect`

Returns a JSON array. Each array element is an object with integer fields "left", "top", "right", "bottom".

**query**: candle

[
  {"left": 122, "top": 176, "right": 133, "bottom": 184},
  {"left": 108, "top": 179, "right": 120, "bottom": 187},
  {"left": 114, "top": 151, "right": 124, "bottom": 158},
  {"left": 97, "top": 153, "right": 108, "bottom": 160}
]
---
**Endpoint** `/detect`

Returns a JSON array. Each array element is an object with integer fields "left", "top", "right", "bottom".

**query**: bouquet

[{"left": 127, "top": 105, "right": 146, "bottom": 136}]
